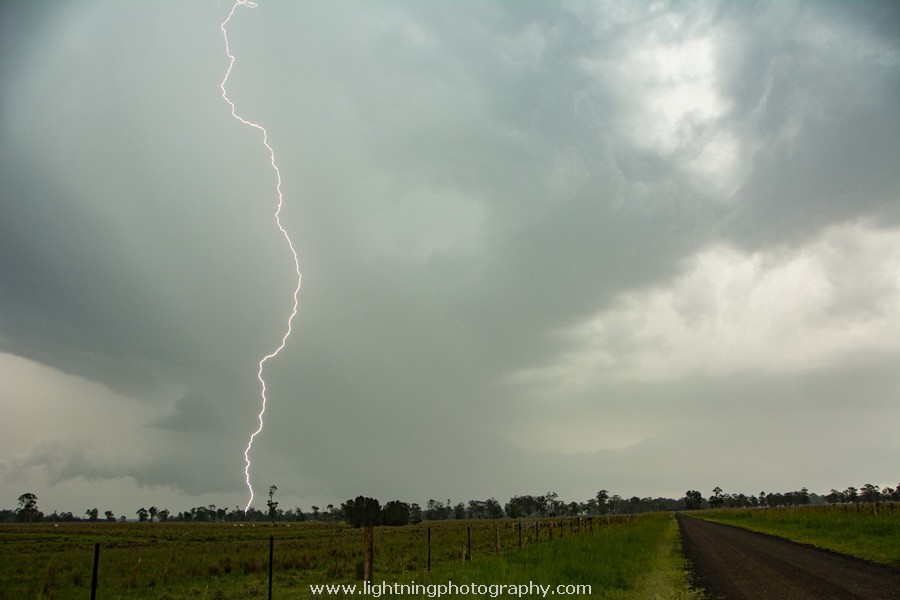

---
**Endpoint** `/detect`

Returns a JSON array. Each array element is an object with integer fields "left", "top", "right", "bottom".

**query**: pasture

[
  {"left": 0, "top": 513, "right": 697, "bottom": 599},
  {"left": 691, "top": 503, "right": 900, "bottom": 566}
]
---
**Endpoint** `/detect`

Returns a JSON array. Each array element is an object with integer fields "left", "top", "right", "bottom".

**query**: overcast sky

[{"left": 1, "top": 0, "right": 898, "bottom": 517}]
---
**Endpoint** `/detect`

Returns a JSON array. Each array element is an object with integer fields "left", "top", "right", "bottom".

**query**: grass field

[
  {"left": 425, "top": 513, "right": 699, "bottom": 600},
  {"left": 690, "top": 503, "right": 900, "bottom": 566},
  {"left": 0, "top": 513, "right": 699, "bottom": 599}
]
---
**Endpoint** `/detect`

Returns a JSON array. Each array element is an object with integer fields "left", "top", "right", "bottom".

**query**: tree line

[{"left": 4, "top": 482, "right": 898, "bottom": 525}]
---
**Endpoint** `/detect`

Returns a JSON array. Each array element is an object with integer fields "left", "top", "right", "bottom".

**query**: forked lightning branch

[{"left": 219, "top": 0, "right": 302, "bottom": 511}]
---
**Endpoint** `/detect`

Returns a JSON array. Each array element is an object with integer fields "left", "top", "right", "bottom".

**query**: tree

[
  {"left": 504, "top": 495, "right": 543, "bottom": 519},
  {"left": 684, "top": 490, "right": 703, "bottom": 510},
  {"left": 424, "top": 499, "right": 451, "bottom": 520},
  {"left": 104, "top": 510, "right": 116, "bottom": 522},
  {"left": 158, "top": 509, "right": 170, "bottom": 522},
  {"left": 381, "top": 500, "right": 411, "bottom": 526},
  {"left": 485, "top": 498, "right": 504, "bottom": 519},
  {"left": 267, "top": 485, "right": 279, "bottom": 524},
  {"left": 545, "top": 491, "right": 564, "bottom": 516},
  {"left": 136, "top": 507, "right": 149, "bottom": 523},
  {"left": 16, "top": 493, "right": 41, "bottom": 523},
  {"left": 409, "top": 503, "right": 423, "bottom": 524},
  {"left": 466, "top": 500, "right": 486, "bottom": 519},
  {"left": 608, "top": 495, "right": 623, "bottom": 514},
  {"left": 85, "top": 508, "right": 99, "bottom": 522},
  {"left": 596, "top": 490, "right": 610, "bottom": 515},
  {"left": 148, "top": 506, "right": 158, "bottom": 523},
  {"left": 708, "top": 487, "right": 724, "bottom": 509},
  {"left": 341, "top": 496, "right": 381, "bottom": 528},
  {"left": 860, "top": 483, "right": 880, "bottom": 503},
  {"left": 311, "top": 506, "right": 320, "bottom": 521}
]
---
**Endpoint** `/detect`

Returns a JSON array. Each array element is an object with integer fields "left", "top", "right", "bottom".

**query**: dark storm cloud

[
  {"left": 1, "top": 1, "right": 897, "bottom": 512},
  {"left": 713, "top": 1, "right": 900, "bottom": 245}
]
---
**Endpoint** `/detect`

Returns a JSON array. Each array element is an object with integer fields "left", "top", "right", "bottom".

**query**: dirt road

[{"left": 677, "top": 513, "right": 900, "bottom": 599}]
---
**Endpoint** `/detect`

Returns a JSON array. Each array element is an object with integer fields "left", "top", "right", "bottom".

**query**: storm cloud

[{"left": 1, "top": 0, "right": 897, "bottom": 515}]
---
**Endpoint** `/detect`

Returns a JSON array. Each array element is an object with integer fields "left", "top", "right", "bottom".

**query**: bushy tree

[
  {"left": 504, "top": 495, "right": 544, "bottom": 518},
  {"left": 485, "top": 498, "right": 504, "bottom": 519},
  {"left": 424, "top": 499, "right": 451, "bottom": 520},
  {"left": 381, "top": 500, "right": 411, "bottom": 526},
  {"left": 684, "top": 490, "right": 704, "bottom": 510},
  {"left": 342, "top": 496, "right": 381, "bottom": 528},
  {"left": 596, "top": 490, "right": 610, "bottom": 515},
  {"left": 860, "top": 483, "right": 880, "bottom": 503}
]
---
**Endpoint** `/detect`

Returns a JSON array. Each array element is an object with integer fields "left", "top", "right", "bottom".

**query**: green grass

[
  {"left": 0, "top": 514, "right": 699, "bottom": 599},
  {"left": 691, "top": 503, "right": 900, "bottom": 566},
  {"left": 419, "top": 513, "right": 700, "bottom": 599}
]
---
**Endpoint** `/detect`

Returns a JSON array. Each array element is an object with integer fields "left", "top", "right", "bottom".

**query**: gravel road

[{"left": 677, "top": 513, "right": 900, "bottom": 599}]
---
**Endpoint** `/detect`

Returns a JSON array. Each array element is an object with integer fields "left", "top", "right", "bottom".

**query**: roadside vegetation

[
  {"left": 424, "top": 513, "right": 699, "bottom": 600},
  {"left": 692, "top": 503, "right": 900, "bottom": 566}
]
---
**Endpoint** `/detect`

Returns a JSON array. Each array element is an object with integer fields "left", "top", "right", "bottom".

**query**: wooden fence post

[
  {"left": 90, "top": 543, "right": 100, "bottom": 600},
  {"left": 494, "top": 523, "right": 500, "bottom": 554},
  {"left": 465, "top": 525, "right": 471, "bottom": 561},
  {"left": 363, "top": 526, "right": 374, "bottom": 582},
  {"left": 427, "top": 527, "right": 432, "bottom": 574},
  {"left": 268, "top": 536, "right": 274, "bottom": 600},
  {"left": 518, "top": 522, "right": 523, "bottom": 549}
]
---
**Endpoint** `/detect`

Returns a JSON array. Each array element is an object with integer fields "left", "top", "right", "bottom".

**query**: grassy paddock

[
  {"left": 420, "top": 513, "right": 700, "bottom": 599},
  {"left": 691, "top": 503, "right": 900, "bottom": 566},
  {"left": 0, "top": 514, "right": 698, "bottom": 599}
]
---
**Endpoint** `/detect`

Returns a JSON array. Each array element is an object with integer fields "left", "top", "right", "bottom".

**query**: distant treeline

[{"left": 4, "top": 482, "right": 898, "bottom": 525}]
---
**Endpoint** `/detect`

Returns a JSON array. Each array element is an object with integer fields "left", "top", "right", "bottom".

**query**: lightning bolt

[{"left": 220, "top": 0, "right": 301, "bottom": 511}]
